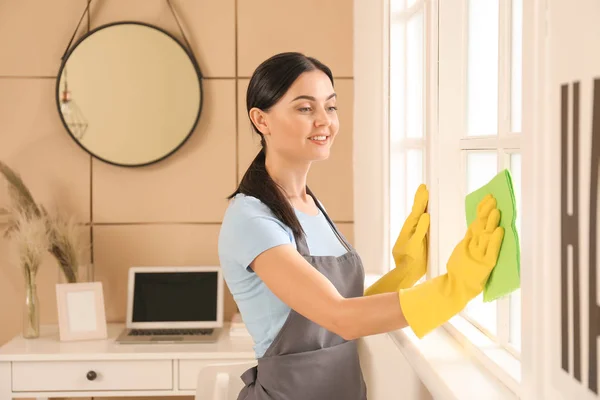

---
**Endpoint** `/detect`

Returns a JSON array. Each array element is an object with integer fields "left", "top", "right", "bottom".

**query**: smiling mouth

[{"left": 308, "top": 135, "right": 329, "bottom": 141}]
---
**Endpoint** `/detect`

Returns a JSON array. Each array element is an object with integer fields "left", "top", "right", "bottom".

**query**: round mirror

[{"left": 56, "top": 22, "right": 203, "bottom": 167}]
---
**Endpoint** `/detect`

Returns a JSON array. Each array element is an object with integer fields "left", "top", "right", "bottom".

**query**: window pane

[
  {"left": 407, "top": 0, "right": 418, "bottom": 8},
  {"left": 510, "top": 153, "right": 522, "bottom": 237},
  {"left": 465, "top": 151, "right": 499, "bottom": 334},
  {"left": 510, "top": 289, "right": 522, "bottom": 349},
  {"left": 389, "top": 147, "right": 406, "bottom": 271},
  {"left": 391, "top": 0, "right": 407, "bottom": 12},
  {"left": 467, "top": 0, "right": 499, "bottom": 137},
  {"left": 407, "top": 11, "right": 424, "bottom": 138},
  {"left": 466, "top": 296, "right": 497, "bottom": 334},
  {"left": 509, "top": 153, "right": 522, "bottom": 349},
  {"left": 390, "top": 19, "right": 405, "bottom": 142},
  {"left": 389, "top": 5, "right": 406, "bottom": 271},
  {"left": 407, "top": 149, "right": 424, "bottom": 215},
  {"left": 408, "top": 149, "right": 424, "bottom": 281},
  {"left": 467, "top": 151, "right": 498, "bottom": 193},
  {"left": 390, "top": 149, "right": 424, "bottom": 271},
  {"left": 511, "top": 0, "right": 523, "bottom": 133}
]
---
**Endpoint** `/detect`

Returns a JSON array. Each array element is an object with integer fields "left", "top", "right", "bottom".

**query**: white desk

[{"left": 0, "top": 323, "right": 256, "bottom": 400}]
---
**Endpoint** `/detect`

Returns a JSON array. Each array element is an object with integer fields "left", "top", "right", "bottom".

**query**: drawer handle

[{"left": 86, "top": 370, "right": 97, "bottom": 381}]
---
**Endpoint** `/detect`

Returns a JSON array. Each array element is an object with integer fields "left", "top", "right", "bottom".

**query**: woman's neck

[{"left": 265, "top": 153, "right": 311, "bottom": 201}]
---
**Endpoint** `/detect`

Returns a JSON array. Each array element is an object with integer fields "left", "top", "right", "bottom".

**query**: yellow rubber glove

[
  {"left": 398, "top": 194, "right": 504, "bottom": 338},
  {"left": 364, "top": 184, "right": 429, "bottom": 296}
]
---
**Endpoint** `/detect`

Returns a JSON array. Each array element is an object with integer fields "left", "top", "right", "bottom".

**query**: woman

[{"left": 218, "top": 52, "right": 504, "bottom": 400}]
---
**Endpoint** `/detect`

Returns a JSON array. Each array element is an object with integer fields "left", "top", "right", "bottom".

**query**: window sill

[
  {"left": 365, "top": 274, "right": 520, "bottom": 400},
  {"left": 444, "top": 316, "right": 521, "bottom": 394},
  {"left": 388, "top": 327, "right": 519, "bottom": 400}
]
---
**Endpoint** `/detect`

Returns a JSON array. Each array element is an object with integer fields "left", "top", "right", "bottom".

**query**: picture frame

[{"left": 56, "top": 281, "right": 108, "bottom": 341}]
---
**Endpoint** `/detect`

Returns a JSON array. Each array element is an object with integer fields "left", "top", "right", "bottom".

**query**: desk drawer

[
  {"left": 179, "top": 359, "right": 254, "bottom": 390},
  {"left": 12, "top": 360, "right": 173, "bottom": 392}
]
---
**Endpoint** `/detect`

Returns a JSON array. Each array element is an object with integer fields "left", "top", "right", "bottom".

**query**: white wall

[
  {"left": 522, "top": 0, "right": 600, "bottom": 399},
  {"left": 359, "top": 335, "right": 433, "bottom": 400}
]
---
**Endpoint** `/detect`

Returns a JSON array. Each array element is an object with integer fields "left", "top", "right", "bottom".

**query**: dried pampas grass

[
  {"left": 0, "top": 160, "right": 41, "bottom": 218},
  {"left": 0, "top": 160, "right": 87, "bottom": 283},
  {"left": 9, "top": 210, "right": 49, "bottom": 285},
  {"left": 46, "top": 210, "right": 88, "bottom": 283}
]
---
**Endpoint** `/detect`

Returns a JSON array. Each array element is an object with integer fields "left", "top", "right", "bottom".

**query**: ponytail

[{"left": 228, "top": 145, "right": 306, "bottom": 244}]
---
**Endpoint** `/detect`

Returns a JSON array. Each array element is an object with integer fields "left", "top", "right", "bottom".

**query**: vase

[
  {"left": 23, "top": 282, "right": 40, "bottom": 339},
  {"left": 77, "top": 263, "right": 92, "bottom": 283}
]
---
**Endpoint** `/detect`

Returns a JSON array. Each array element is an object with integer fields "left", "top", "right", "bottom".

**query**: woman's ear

[{"left": 249, "top": 108, "right": 270, "bottom": 135}]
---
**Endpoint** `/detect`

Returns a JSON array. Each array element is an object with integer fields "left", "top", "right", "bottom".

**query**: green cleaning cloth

[{"left": 465, "top": 169, "right": 521, "bottom": 302}]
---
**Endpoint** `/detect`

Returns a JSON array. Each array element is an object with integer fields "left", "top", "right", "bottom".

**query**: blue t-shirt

[{"left": 218, "top": 193, "right": 348, "bottom": 358}]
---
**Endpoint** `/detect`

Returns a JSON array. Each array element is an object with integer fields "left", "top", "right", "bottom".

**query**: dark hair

[{"left": 228, "top": 52, "right": 334, "bottom": 243}]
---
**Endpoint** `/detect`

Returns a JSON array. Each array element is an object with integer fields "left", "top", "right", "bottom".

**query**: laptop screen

[{"left": 131, "top": 271, "right": 218, "bottom": 323}]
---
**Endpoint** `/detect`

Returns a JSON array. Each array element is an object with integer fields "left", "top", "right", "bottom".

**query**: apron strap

[
  {"left": 295, "top": 188, "right": 353, "bottom": 257},
  {"left": 308, "top": 190, "right": 353, "bottom": 253},
  {"left": 295, "top": 233, "right": 311, "bottom": 256}
]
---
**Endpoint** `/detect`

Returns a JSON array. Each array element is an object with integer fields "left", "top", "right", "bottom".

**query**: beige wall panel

[
  {"left": 237, "top": 0, "right": 353, "bottom": 77},
  {"left": 93, "top": 224, "right": 236, "bottom": 323},
  {"left": 336, "top": 222, "right": 354, "bottom": 247},
  {"left": 89, "top": 0, "right": 235, "bottom": 77},
  {"left": 0, "top": 0, "right": 86, "bottom": 76},
  {"left": 0, "top": 79, "right": 91, "bottom": 222},
  {"left": 92, "top": 79, "right": 236, "bottom": 223}
]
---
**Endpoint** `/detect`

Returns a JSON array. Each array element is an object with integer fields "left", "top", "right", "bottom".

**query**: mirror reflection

[{"left": 57, "top": 22, "right": 202, "bottom": 167}]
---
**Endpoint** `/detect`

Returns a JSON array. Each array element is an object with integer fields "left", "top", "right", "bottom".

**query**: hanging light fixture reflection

[{"left": 60, "top": 68, "right": 88, "bottom": 140}]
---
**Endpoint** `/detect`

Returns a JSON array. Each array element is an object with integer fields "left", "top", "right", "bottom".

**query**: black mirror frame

[{"left": 55, "top": 21, "right": 204, "bottom": 168}]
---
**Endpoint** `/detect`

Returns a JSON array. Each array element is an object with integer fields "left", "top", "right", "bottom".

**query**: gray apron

[{"left": 238, "top": 199, "right": 368, "bottom": 400}]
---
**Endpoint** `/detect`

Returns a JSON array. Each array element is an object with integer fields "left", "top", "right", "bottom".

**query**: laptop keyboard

[{"left": 129, "top": 328, "right": 214, "bottom": 336}]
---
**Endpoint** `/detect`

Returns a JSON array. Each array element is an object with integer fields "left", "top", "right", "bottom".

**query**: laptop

[{"left": 115, "top": 266, "right": 224, "bottom": 344}]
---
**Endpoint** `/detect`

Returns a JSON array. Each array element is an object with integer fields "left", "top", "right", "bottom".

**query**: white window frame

[
  {"left": 354, "top": 0, "right": 530, "bottom": 394},
  {"left": 353, "top": 0, "right": 391, "bottom": 276},
  {"left": 355, "top": 0, "right": 550, "bottom": 396}
]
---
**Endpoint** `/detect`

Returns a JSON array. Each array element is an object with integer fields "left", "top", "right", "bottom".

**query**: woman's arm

[
  {"left": 251, "top": 244, "right": 408, "bottom": 341},
  {"left": 251, "top": 194, "right": 504, "bottom": 341}
]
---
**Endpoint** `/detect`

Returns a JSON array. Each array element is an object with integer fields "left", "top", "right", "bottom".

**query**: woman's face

[{"left": 254, "top": 70, "right": 339, "bottom": 164}]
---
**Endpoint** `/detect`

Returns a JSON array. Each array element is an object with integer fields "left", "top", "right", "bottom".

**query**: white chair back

[{"left": 195, "top": 361, "right": 257, "bottom": 400}]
